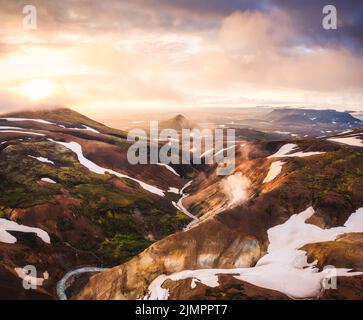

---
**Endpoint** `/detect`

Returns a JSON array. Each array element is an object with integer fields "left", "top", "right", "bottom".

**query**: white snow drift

[
  {"left": 49, "top": 139, "right": 165, "bottom": 197},
  {"left": 268, "top": 144, "right": 324, "bottom": 159},
  {"left": 167, "top": 187, "right": 179, "bottom": 194},
  {"left": 68, "top": 125, "right": 100, "bottom": 134},
  {"left": 156, "top": 163, "right": 180, "bottom": 176},
  {"left": 327, "top": 137, "right": 363, "bottom": 147},
  {"left": 263, "top": 161, "right": 285, "bottom": 183},
  {"left": 41, "top": 178, "right": 56, "bottom": 184},
  {"left": 144, "top": 206, "right": 363, "bottom": 300},
  {"left": 28, "top": 155, "right": 55, "bottom": 165},
  {"left": 0, "top": 126, "right": 23, "bottom": 130},
  {"left": 0, "top": 219, "right": 50, "bottom": 244},
  {"left": 0, "top": 130, "right": 45, "bottom": 136},
  {"left": 0, "top": 117, "right": 55, "bottom": 125}
]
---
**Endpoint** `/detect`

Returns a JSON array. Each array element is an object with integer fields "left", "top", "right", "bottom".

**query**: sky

[{"left": 0, "top": 0, "right": 362, "bottom": 116}]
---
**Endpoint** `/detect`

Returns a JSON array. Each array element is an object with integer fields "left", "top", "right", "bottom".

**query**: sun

[{"left": 20, "top": 79, "right": 55, "bottom": 100}]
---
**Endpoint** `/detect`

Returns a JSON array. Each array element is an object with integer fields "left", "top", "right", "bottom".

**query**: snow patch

[
  {"left": 49, "top": 139, "right": 165, "bottom": 196},
  {"left": 167, "top": 187, "right": 179, "bottom": 194},
  {"left": 268, "top": 144, "right": 297, "bottom": 158},
  {"left": 0, "top": 117, "right": 55, "bottom": 125},
  {"left": 28, "top": 155, "right": 55, "bottom": 165},
  {"left": 0, "top": 130, "right": 45, "bottom": 136},
  {"left": 263, "top": 161, "right": 285, "bottom": 183},
  {"left": 41, "top": 178, "right": 56, "bottom": 184},
  {"left": 144, "top": 207, "right": 363, "bottom": 300},
  {"left": 337, "top": 130, "right": 353, "bottom": 135},
  {"left": 0, "top": 126, "right": 23, "bottom": 130},
  {"left": 0, "top": 219, "right": 50, "bottom": 244},
  {"left": 69, "top": 125, "right": 100, "bottom": 134},
  {"left": 268, "top": 144, "right": 324, "bottom": 159},
  {"left": 327, "top": 137, "right": 363, "bottom": 147},
  {"left": 156, "top": 163, "right": 180, "bottom": 176}
]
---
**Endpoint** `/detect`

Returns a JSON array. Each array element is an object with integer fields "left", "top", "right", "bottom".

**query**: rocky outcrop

[
  {"left": 75, "top": 133, "right": 363, "bottom": 300},
  {"left": 303, "top": 233, "right": 363, "bottom": 271},
  {"left": 163, "top": 274, "right": 290, "bottom": 300},
  {"left": 2, "top": 108, "right": 363, "bottom": 300},
  {"left": 75, "top": 215, "right": 268, "bottom": 299}
]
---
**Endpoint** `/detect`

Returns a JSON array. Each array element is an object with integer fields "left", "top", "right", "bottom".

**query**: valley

[{"left": 1, "top": 107, "right": 363, "bottom": 300}]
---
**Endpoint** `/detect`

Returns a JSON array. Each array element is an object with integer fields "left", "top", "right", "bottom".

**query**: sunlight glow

[{"left": 19, "top": 79, "right": 55, "bottom": 100}]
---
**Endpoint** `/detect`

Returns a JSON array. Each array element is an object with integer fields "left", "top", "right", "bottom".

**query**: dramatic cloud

[{"left": 0, "top": 0, "right": 362, "bottom": 115}]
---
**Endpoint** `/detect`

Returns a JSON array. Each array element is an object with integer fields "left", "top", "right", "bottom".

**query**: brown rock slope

[
  {"left": 76, "top": 131, "right": 363, "bottom": 300},
  {"left": 0, "top": 108, "right": 192, "bottom": 299}
]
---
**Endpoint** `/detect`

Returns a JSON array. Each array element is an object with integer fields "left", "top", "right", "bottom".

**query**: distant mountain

[
  {"left": 266, "top": 108, "right": 362, "bottom": 125},
  {"left": 159, "top": 114, "right": 196, "bottom": 131},
  {"left": 235, "top": 128, "right": 286, "bottom": 141}
]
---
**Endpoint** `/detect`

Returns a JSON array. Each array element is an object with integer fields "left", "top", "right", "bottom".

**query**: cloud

[
  {"left": 1, "top": 0, "right": 362, "bottom": 44},
  {"left": 219, "top": 10, "right": 293, "bottom": 52},
  {"left": 0, "top": 0, "right": 362, "bottom": 114},
  {"left": 269, "top": 0, "right": 363, "bottom": 51},
  {"left": 183, "top": 10, "right": 363, "bottom": 94}
]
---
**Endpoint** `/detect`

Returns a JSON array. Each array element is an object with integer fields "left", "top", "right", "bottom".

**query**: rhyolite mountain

[
  {"left": 75, "top": 129, "right": 363, "bottom": 300},
  {"left": 0, "top": 108, "right": 193, "bottom": 299},
  {"left": 1, "top": 107, "right": 363, "bottom": 300},
  {"left": 2, "top": 107, "right": 129, "bottom": 138},
  {"left": 159, "top": 114, "right": 197, "bottom": 131},
  {"left": 266, "top": 108, "right": 362, "bottom": 125}
]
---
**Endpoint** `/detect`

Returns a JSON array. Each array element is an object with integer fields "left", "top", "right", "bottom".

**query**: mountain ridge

[
  {"left": 1, "top": 107, "right": 128, "bottom": 139},
  {"left": 74, "top": 125, "right": 363, "bottom": 300},
  {"left": 0, "top": 108, "right": 194, "bottom": 299},
  {"left": 1, "top": 108, "right": 363, "bottom": 300},
  {"left": 266, "top": 108, "right": 362, "bottom": 125}
]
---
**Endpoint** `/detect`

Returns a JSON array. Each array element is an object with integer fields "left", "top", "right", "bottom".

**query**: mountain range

[
  {"left": 0, "top": 107, "right": 363, "bottom": 300},
  {"left": 265, "top": 109, "right": 362, "bottom": 125}
]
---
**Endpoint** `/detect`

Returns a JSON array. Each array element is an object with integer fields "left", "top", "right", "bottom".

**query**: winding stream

[
  {"left": 56, "top": 267, "right": 108, "bottom": 300},
  {"left": 57, "top": 181, "right": 199, "bottom": 300},
  {"left": 172, "top": 180, "right": 199, "bottom": 230}
]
